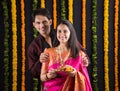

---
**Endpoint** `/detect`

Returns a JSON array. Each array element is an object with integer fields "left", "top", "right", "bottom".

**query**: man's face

[{"left": 33, "top": 15, "right": 52, "bottom": 36}]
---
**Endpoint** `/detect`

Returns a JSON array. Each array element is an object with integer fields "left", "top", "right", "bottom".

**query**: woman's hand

[
  {"left": 40, "top": 68, "right": 57, "bottom": 81},
  {"left": 64, "top": 65, "right": 76, "bottom": 77},
  {"left": 47, "top": 68, "right": 57, "bottom": 79},
  {"left": 39, "top": 52, "right": 49, "bottom": 63}
]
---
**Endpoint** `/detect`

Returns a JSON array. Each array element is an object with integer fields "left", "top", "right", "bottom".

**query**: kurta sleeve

[{"left": 27, "top": 42, "right": 42, "bottom": 78}]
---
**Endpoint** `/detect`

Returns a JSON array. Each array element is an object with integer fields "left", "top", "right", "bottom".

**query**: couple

[{"left": 27, "top": 8, "right": 92, "bottom": 91}]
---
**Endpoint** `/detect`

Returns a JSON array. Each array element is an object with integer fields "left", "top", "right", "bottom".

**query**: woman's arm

[
  {"left": 40, "top": 62, "right": 49, "bottom": 81},
  {"left": 40, "top": 48, "right": 58, "bottom": 81},
  {"left": 62, "top": 65, "right": 77, "bottom": 77},
  {"left": 40, "top": 64, "right": 57, "bottom": 81}
]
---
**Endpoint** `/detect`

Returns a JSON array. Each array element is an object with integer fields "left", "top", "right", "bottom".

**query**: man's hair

[{"left": 32, "top": 8, "right": 51, "bottom": 22}]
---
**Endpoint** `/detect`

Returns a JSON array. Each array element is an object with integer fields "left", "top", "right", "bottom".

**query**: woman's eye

[{"left": 64, "top": 30, "right": 67, "bottom": 33}]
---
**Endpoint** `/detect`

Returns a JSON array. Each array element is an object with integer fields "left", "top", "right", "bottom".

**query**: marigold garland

[
  {"left": 91, "top": 0, "right": 98, "bottom": 90},
  {"left": 32, "top": 0, "right": 39, "bottom": 91},
  {"left": 114, "top": 0, "right": 119, "bottom": 91},
  {"left": 20, "top": 0, "right": 26, "bottom": 91},
  {"left": 33, "top": 0, "right": 38, "bottom": 38},
  {"left": 82, "top": 0, "right": 86, "bottom": 48},
  {"left": 53, "top": 0, "right": 57, "bottom": 29},
  {"left": 2, "top": 0, "right": 9, "bottom": 90},
  {"left": 32, "top": 0, "right": 38, "bottom": 10},
  {"left": 1, "top": 1, "right": 120, "bottom": 91},
  {"left": 61, "top": 0, "right": 66, "bottom": 19},
  {"left": 68, "top": 0, "right": 73, "bottom": 23},
  {"left": 104, "top": 0, "right": 109, "bottom": 90},
  {"left": 41, "top": 0, "right": 45, "bottom": 8},
  {"left": 11, "top": 0, "right": 18, "bottom": 91}
]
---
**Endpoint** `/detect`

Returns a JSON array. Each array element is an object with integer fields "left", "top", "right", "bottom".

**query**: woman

[{"left": 40, "top": 20, "right": 92, "bottom": 91}]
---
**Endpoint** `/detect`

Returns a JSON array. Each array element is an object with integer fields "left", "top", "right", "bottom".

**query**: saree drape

[{"left": 42, "top": 48, "right": 92, "bottom": 91}]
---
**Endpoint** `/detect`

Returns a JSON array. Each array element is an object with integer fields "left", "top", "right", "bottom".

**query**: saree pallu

[
  {"left": 62, "top": 72, "right": 86, "bottom": 91},
  {"left": 43, "top": 49, "right": 92, "bottom": 91}
]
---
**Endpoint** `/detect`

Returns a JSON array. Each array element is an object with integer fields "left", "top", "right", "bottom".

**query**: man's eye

[
  {"left": 58, "top": 30, "right": 62, "bottom": 33},
  {"left": 43, "top": 21, "right": 47, "bottom": 24},
  {"left": 35, "top": 22, "right": 40, "bottom": 24}
]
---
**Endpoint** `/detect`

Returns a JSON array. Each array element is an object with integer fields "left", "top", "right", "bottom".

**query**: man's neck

[{"left": 42, "top": 33, "right": 50, "bottom": 39}]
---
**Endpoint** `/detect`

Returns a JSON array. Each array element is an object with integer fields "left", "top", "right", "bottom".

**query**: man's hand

[
  {"left": 80, "top": 51, "right": 90, "bottom": 66},
  {"left": 39, "top": 52, "right": 49, "bottom": 63}
]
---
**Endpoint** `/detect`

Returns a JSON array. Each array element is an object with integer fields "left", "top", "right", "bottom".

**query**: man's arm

[{"left": 27, "top": 45, "right": 42, "bottom": 78}]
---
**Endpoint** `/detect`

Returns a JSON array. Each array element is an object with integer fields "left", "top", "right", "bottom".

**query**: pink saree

[{"left": 42, "top": 48, "right": 92, "bottom": 91}]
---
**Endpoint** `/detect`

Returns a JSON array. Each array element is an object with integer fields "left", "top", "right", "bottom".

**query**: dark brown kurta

[{"left": 27, "top": 30, "right": 55, "bottom": 78}]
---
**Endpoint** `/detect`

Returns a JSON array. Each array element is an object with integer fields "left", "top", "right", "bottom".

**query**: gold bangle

[{"left": 46, "top": 73, "right": 49, "bottom": 79}]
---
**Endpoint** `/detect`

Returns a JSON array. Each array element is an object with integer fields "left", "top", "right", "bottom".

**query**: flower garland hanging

[
  {"left": 68, "top": 0, "right": 73, "bottom": 23},
  {"left": 2, "top": 0, "right": 9, "bottom": 90},
  {"left": 91, "top": 0, "right": 98, "bottom": 90},
  {"left": 11, "top": 0, "right": 18, "bottom": 91},
  {"left": 32, "top": 0, "right": 39, "bottom": 91},
  {"left": 82, "top": 0, "right": 86, "bottom": 48},
  {"left": 20, "top": 0, "right": 26, "bottom": 91},
  {"left": 61, "top": 0, "right": 66, "bottom": 19},
  {"left": 104, "top": 0, "right": 109, "bottom": 90},
  {"left": 53, "top": 0, "right": 57, "bottom": 29},
  {"left": 41, "top": 0, "right": 45, "bottom": 8},
  {"left": 114, "top": 0, "right": 119, "bottom": 91},
  {"left": 33, "top": 0, "right": 38, "bottom": 38},
  {"left": 33, "top": 0, "right": 38, "bottom": 9}
]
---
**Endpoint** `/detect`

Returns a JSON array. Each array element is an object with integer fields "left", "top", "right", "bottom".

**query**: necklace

[{"left": 56, "top": 47, "right": 70, "bottom": 70}]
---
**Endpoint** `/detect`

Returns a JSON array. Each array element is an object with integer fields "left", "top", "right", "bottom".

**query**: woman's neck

[
  {"left": 56, "top": 45, "right": 71, "bottom": 65},
  {"left": 57, "top": 45, "right": 69, "bottom": 52}
]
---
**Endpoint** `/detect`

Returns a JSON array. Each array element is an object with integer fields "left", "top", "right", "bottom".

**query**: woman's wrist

[
  {"left": 71, "top": 68, "right": 76, "bottom": 77},
  {"left": 46, "top": 73, "right": 49, "bottom": 80}
]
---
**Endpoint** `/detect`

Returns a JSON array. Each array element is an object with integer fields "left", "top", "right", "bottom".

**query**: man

[{"left": 27, "top": 8, "right": 55, "bottom": 91}]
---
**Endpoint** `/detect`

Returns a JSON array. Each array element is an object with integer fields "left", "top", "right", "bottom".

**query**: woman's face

[{"left": 57, "top": 24, "right": 71, "bottom": 45}]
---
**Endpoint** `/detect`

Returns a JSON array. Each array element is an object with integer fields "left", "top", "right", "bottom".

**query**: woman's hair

[
  {"left": 32, "top": 8, "right": 51, "bottom": 22},
  {"left": 53, "top": 19, "right": 85, "bottom": 58}
]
